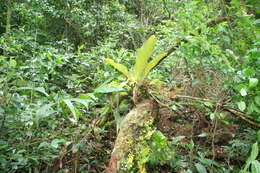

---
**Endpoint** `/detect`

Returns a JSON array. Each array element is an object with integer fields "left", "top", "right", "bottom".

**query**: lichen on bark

[{"left": 106, "top": 99, "right": 158, "bottom": 173}]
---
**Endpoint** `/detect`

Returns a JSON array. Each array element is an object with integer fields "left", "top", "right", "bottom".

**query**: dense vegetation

[{"left": 0, "top": 0, "right": 259, "bottom": 172}]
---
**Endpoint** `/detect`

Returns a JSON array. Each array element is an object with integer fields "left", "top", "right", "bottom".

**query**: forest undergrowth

[{"left": 0, "top": 0, "right": 259, "bottom": 173}]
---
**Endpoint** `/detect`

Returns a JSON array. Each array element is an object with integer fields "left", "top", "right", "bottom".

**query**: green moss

[{"left": 119, "top": 117, "right": 155, "bottom": 172}]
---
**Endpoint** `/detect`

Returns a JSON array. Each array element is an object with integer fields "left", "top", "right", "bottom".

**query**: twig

[
  {"left": 175, "top": 95, "right": 212, "bottom": 102},
  {"left": 224, "top": 108, "right": 260, "bottom": 128}
]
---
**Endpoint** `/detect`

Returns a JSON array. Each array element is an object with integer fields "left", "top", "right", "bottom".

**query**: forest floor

[{"left": 46, "top": 68, "right": 257, "bottom": 173}]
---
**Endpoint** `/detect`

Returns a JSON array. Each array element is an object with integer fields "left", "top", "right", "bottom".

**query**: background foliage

[{"left": 0, "top": 0, "right": 259, "bottom": 172}]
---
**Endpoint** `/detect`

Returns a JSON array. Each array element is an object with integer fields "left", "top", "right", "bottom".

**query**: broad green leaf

[
  {"left": 195, "top": 163, "right": 207, "bottom": 173},
  {"left": 63, "top": 99, "right": 78, "bottom": 122},
  {"left": 132, "top": 35, "right": 157, "bottom": 81},
  {"left": 240, "top": 88, "right": 247, "bottom": 96},
  {"left": 143, "top": 53, "right": 167, "bottom": 79},
  {"left": 237, "top": 101, "right": 246, "bottom": 111},
  {"left": 105, "top": 58, "right": 129, "bottom": 78},
  {"left": 252, "top": 160, "right": 260, "bottom": 173},
  {"left": 255, "top": 96, "right": 260, "bottom": 106},
  {"left": 249, "top": 78, "right": 258, "bottom": 88}
]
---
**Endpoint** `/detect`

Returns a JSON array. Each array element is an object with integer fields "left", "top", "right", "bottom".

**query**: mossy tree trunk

[{"left": 106, "top": 99, "right": 158, "bottom": 173}]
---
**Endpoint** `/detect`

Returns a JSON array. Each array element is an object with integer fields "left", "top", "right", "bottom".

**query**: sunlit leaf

[
  {"left": 240, "top": 88, "right": 247, "bottom": 96},
  {"left": 249, "top": 78, "right": 258, "bottom": 88},
  {"left": 237, "top": 101, "right": 246, "bottom": 111},
  {"left": 9, "top": 59, "right": 17, "bottom": 68},
  {"left": 143, "top": 53, "right": 167, "bottom": 78},
  {"left": 105, "top": 58, "right": 129, "bottom": 78},
  {"left": 132, "top": 35, "right": 157, "bottom": 81}
]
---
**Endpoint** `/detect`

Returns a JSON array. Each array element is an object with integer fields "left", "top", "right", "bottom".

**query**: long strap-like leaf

[
  {"left": 132, "top": 35, "right": 157, "bottom": 80},
  {"left": 105, "top": 58, "right": 130, "bottom": 78}
]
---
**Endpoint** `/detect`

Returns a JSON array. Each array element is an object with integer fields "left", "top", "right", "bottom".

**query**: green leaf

[
  {"left": 132, "top": 35, "right": 157, "bottom": 81},
  {"left": 143, "top": 53, "right": 167, "bottom": 78},
  {"left": 9, "top": 59, "right": 17, "bottom": 68},
  {"left": 105, "top": 58, "right": 129, "bottom": 78},
  {"left": 240, "top": 88, "right": 247, "bottom": 96},
  {"left": 69, "top": 98, "right": 91, "bottom": 109},
  {"left": 36, "top": 103, "right": 55, "bottom": 118},
  {"left": 184, "top": 169, "right": 193, "bottom": 173},
  {"left": 63, "top": 99, "right": 78, "bottom": 122},
  {"left": 237, "top": 101, "right": 246, "bottom": 111},
  {"left": 244, "top": 142, "right": 259, "bottom": 171},
  {"left": 38, "top": 142, "right": 49, "bottom": 149},
  {"left": 249, "top": 78, "right": 258, "bottom": 88},
  {"left": 210, "top": 113, "right": 215, "bottom": 120},
  {"left": 195, "top": 163, "right": 208, "bottom": 173},
  {"left": 17, "top": 87, "right": 49, "bottom": 96},
  {"left": 252, "top": 160, "right": 260, "bottom": 173},
  {"left": 51, "top": 139, "right": 65, "bottom": 149},
  {"left": 255, "top": 96, "right": 260, "bottom": 106}
]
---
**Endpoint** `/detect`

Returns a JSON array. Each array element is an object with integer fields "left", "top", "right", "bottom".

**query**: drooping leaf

[
  {"left": 17, "top": 87, "right": 49, "bottom": 96},
  {"left": 105, "top": 58, "right": 129, "bottom": 78},
  {"left": 63, "top": 99, "right": 78, "bottom": 122},
  {"left": 143, "top": 53, "right": 167, "bottom": 79},
  {"left": 132, "top": 35, "right": 157, "bottom": 81}
]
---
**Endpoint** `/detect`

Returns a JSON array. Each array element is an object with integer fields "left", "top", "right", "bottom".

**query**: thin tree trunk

[{"left": 6, "top": 0, "right": 11, "bottom": 34}]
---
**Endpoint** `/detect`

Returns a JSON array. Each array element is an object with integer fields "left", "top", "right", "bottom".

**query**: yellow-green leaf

[
  {"left": 143, "top": 53, "right": 167, "bottom": 78},
  {"left": 105, "top": 58, "right": 129, "bottom": 78},
  {"left": 132, "top": 35, "right": 157, "bottom": 80}
]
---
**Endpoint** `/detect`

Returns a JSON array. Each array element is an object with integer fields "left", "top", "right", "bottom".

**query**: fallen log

[{"left": 106, "top": 99, "right": 158, "bottom": 173}]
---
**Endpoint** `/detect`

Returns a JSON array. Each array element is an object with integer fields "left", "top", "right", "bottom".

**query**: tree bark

[{"left": 106, "top": 99, "right": 158, "bottom": 173}]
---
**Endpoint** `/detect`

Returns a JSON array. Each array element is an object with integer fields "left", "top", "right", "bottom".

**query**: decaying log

[{"left": 106, "top": 99, "right": 158, "bottom": 173}]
